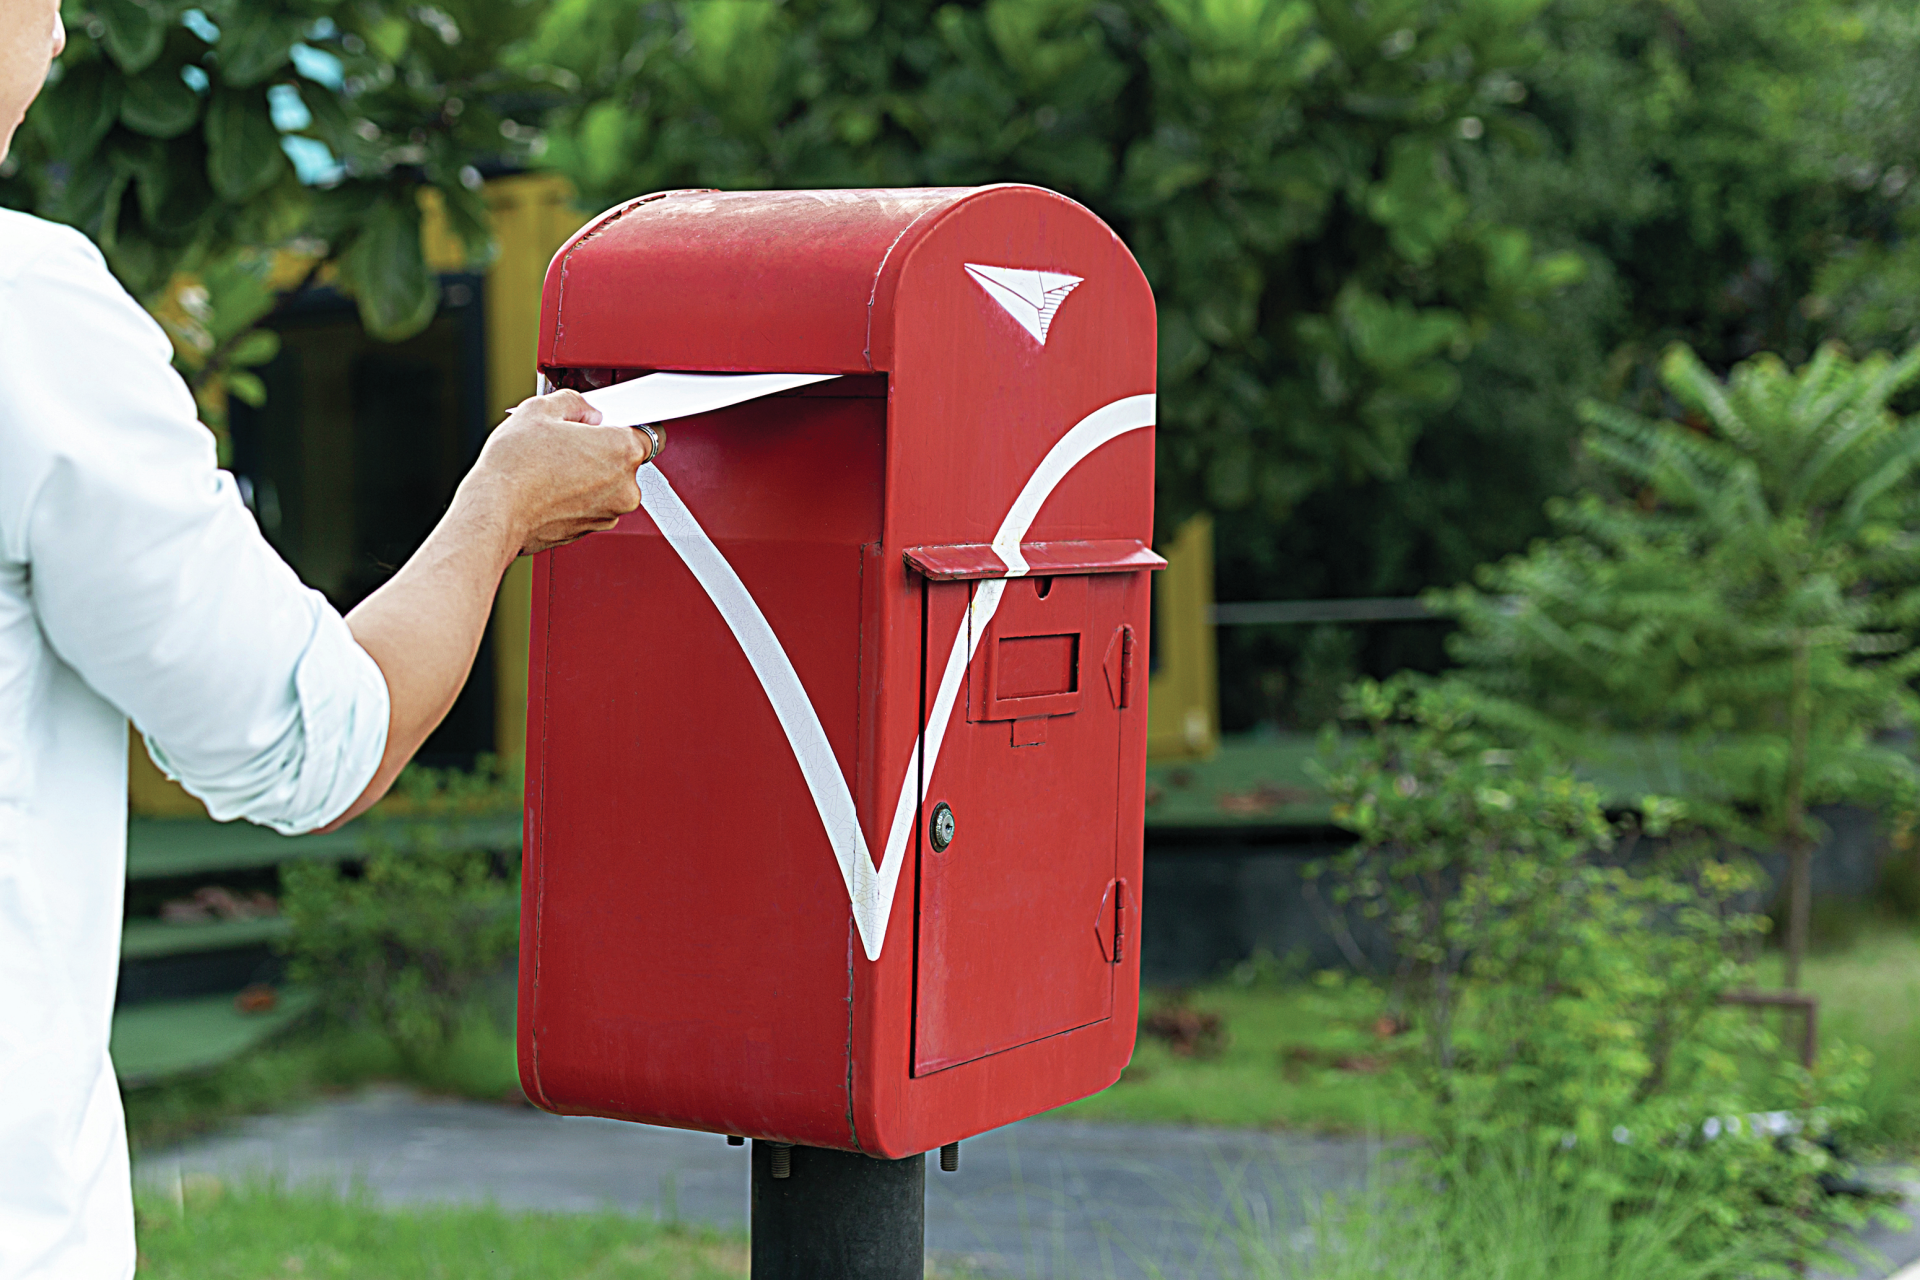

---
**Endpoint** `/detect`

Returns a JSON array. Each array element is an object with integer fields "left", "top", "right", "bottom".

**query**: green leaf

[
  {"left": 1365, "top": 136, "right": 1468, "bottom": 266},
  {"left": 225, "top": 368, "right": 268, "bottom": 407},
  {"left": 434, "top": 181, "right": 495, "bottom": 269},
  {"left": 216, "top": 8, "right": 297, "bottom": 87},
  {"left": 364, "top": 15, "right": 411, "bottom": 62},
  {"left": 34, "top": 59, "right": 122, "bottom": 158},
  {"left": 97, "top": 0, "right": 167, "bottom": 73},
  {"left": 301, "top": 184, "right": 368, "bottom": 243},
  {"left": 227, "top": 327, "right": 281, "bottom": 367},
  {"left": 52, "top": 160, "right": 130, "bottom": 241},
  {"left": 120, "top": 65, "right": 202, "bottom": 139},
  {"left": 104, "top": 226, "right": 171, "bottom": 297},
  {"left": 1533, "top": 250, "right": 1586, "bottom": 291},
  {"left": 129, "top": 135, "right": 216, "bottom": 238},
  {"left": 204, "top": 87, "right": 288, "bottom": 202},
  {"left": 337, "top": 197, "right": 437, "bottom": 340}
]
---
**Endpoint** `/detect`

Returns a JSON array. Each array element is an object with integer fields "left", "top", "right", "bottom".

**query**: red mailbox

[{"left": 518, "top": 185, "right": 1160, "bottom": 1159}]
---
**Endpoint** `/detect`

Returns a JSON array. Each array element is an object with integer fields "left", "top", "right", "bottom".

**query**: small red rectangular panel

[
  {"left": 995, "top": 635, "right": 1077, "bottom": 699},
  {"left": 968, "top": 576, "right": 1087, "bottom": 724}
]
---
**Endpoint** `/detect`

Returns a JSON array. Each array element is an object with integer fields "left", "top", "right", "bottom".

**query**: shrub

[
  {"left": 280, "top": 771, "right": 520, "bottom": 1071},
  {"left": 1316, "top": 676, "right": 1877, "bottom": 1273}
]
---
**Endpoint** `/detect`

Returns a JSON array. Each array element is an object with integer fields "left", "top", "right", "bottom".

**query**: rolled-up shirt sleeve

[{"left": 0, "top": 226, "right": 389, "bottom": 834}]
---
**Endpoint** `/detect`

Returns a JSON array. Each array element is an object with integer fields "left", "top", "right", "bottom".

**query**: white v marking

[{"left": 605, "top": 380, "right": 1157, "bottom": 961}]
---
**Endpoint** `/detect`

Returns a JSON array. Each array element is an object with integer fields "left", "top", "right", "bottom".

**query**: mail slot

[{"left": 518, "top": 185, "right": 1162, "bottom": 1158}]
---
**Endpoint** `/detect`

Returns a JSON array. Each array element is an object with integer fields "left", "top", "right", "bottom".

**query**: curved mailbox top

[{"left": 538, "top": 184, "right": 1148, "bottom": 377}]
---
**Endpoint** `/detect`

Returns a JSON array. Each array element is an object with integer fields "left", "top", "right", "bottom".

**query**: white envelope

[{"left": 581, "top": 371, "right": 840, "bottom": 426}]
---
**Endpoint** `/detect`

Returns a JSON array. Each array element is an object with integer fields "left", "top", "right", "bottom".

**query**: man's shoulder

[{"left": 0, "top": 209, "right": 109, "bottom": 290}]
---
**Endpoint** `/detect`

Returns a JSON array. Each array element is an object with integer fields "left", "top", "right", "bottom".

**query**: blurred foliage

[
  {"left": 1319, "top": 676, "right": 1876, "bottom": 1272},
  {"left": 376, "top": 752, "right": 524, "bottom": 817},
  {"left": 524, "top": 0, "right": 1586, "bottom": 536},
  {"left": 1438, "top": 343, "right": 1920, "bottom": 980},
  {"left": 0, "top": 0, "right": 553, "bottom": 436},
  {"left": 1484, "top": 0, "right": 1849, "bottom": 376},
  {"left": 1804, "top": 2, "right": 1920, "bottom": 356},
  {"left": 1218, "top": 0, "right": 1920, "bottom": 726},
  {"left": 280, "top": 820, "right": 518, "bottom": 1070}
]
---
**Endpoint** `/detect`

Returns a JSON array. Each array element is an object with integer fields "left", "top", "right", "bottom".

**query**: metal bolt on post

[
  {"left": 939, "top": 1142, "right": 960, "bottom": 1172},
  {"left": 750, "top": 1141, "right": 924, "bottom": 1280}
]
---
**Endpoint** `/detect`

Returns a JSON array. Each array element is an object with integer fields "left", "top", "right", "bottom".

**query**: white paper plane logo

[{"left": 964, "top": 263, "right": 1083, "bottom": 345}]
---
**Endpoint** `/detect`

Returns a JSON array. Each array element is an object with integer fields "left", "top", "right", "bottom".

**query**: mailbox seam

[
  {"left": 911, "top": 1011, "right": 1115, "bottom": 1078},
  {"left": 845, "top": 921, "right": 860, "bottom": 1151},
  {"left": 863, "top": 198, "right": 957, "bottom": 371},
  {"left": 526, "top": 566, "right": 555, "bottom": 1110},
  {"left": 551, "top": 190, "right": 704, "bottom": 367}
]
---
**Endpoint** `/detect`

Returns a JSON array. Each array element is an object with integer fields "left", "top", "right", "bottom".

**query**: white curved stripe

[
  {"left": 632, "top": 388, "right": 1155, "bottom": 962},
  {"left": 989, "top": 396, "right": 1158, "bottom": 577},
  {"left": 638, "top": 465, "right": 872, "bottom": 904},
  {"left": 854, "top": 392, "right": 1157, "bottom": 959}
]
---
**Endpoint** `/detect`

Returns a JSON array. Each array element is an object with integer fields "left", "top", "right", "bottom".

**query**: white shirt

[{"left": 0, "top": 211, "right": 390, "bottom": 1278}]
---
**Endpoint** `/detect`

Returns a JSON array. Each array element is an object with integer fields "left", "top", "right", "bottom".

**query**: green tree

[
  {"left": 524, "top": 0, "right": 1584, "bottom": 535},
  {"left": 0, "top": 0, "right": 551, "bottom": 432},
  {"left": 1438, "top": 342, "right": 1920, "bottom": 986}
]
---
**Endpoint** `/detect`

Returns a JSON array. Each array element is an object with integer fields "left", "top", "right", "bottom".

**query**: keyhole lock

[{"left": 930, "top": 802, "right": 956, "bottom": 851}]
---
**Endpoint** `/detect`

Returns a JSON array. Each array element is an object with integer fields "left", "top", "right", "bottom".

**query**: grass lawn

[
  {"left": 1054, "top": 970, "right": 1420, "bottom": 1133},
  {"left": 135, "top": 1180, "right": 745, "bottom": 1279},
  {"left": 1753, "top": 921, "right": 1920, "bottom": 1149}
]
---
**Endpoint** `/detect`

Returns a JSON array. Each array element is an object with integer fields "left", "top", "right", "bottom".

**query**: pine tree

[{"left": 1439, "top": 342, "right": 1920, "bottom": 985}]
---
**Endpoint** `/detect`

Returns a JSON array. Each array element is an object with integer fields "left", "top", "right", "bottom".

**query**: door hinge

[
  {"left": 1103, "top": 625, "right": 1136, "bottom": 710},
  {"left": 1095, "top": 878, "right": 1129, "bottom": 964}
]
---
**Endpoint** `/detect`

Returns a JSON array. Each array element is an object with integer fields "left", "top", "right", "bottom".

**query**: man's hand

[
  {"left": 460, "top": 389, "right": 663, "bottom": 557},
  {"left": 327, "top": 388, "right": 664, "bottom": 829}
]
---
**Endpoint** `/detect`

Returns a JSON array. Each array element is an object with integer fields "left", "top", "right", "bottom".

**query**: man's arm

[{"left": 327, "top": 390, "right": 655, "bottom": 827}]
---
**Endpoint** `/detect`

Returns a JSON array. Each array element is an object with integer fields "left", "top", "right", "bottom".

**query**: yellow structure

[
  {"left": 422, "top": 172, "right": 593, "bottom": 767},
  {"left": 127, "top": 733, "right": 204, "bottom": 816},
  {"left": 471, "top": 176, "right": 592, "bottom": 766},
  {"left": 1145, "top": 515, "right": 1219, "bottom": 760}
]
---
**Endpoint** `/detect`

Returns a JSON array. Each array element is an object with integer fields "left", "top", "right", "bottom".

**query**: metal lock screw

[
  {"left": 930, "top": 802, "right": 956, "bottom": 852},
  {"left": 771, "top": 1142, "right": 793, "bottom": 1179},
  {"left": 939, "top": 1142, "right": 960, "bottom": 1173}
]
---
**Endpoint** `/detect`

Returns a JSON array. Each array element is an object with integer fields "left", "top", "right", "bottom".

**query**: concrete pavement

[{"left": 136, "top": 1086, "right": 1381, "bottom": 1278}]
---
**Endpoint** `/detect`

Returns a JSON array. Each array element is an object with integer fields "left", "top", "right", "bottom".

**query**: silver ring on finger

[{"left": 636, "top": 422, "right": 664, "bottom": 465}]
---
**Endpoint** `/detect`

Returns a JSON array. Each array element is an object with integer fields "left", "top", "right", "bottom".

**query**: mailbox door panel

[{"left": 912, "top": 571, "right": 1139, "bottom": 1074}]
